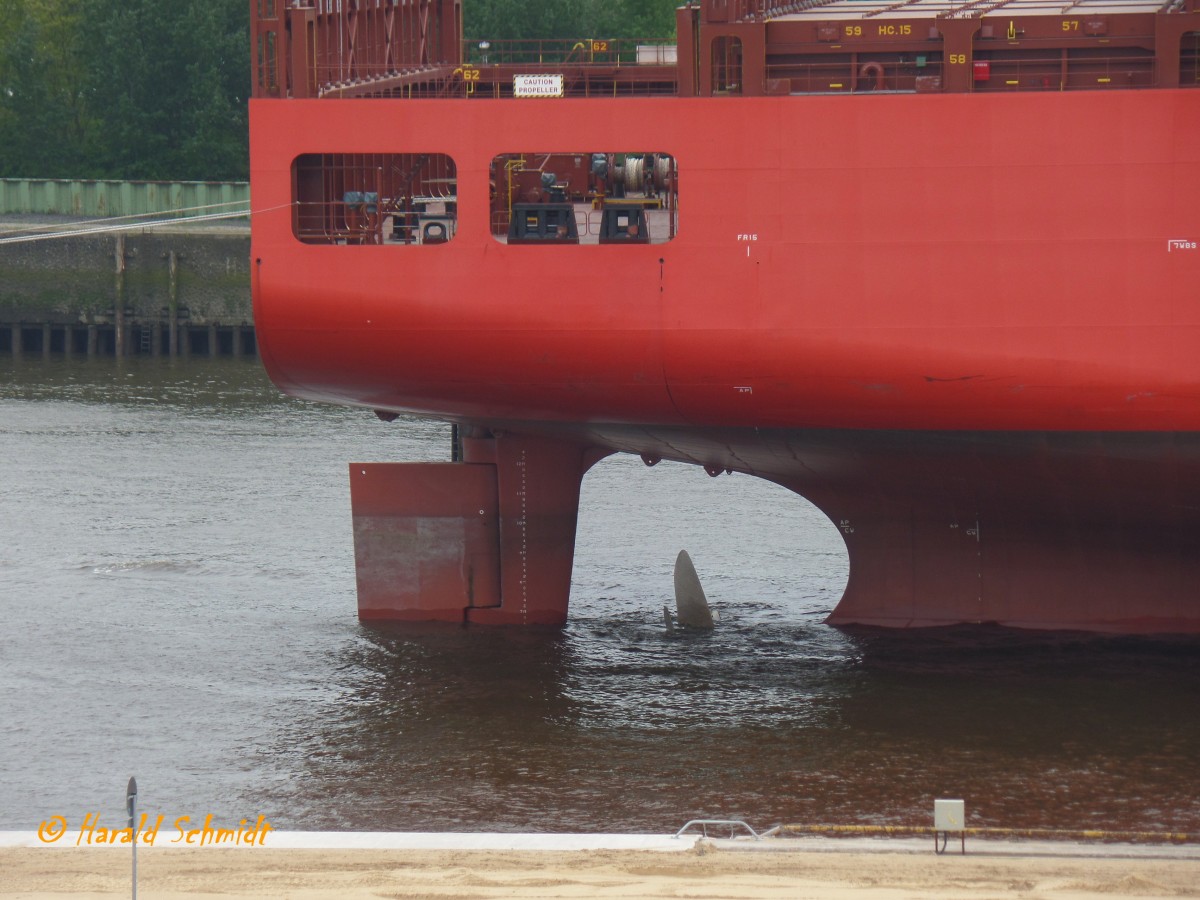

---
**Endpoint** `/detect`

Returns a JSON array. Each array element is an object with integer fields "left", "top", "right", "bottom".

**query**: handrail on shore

[{"left": 674, "top": 819, "right": 763, "bottom": 840}]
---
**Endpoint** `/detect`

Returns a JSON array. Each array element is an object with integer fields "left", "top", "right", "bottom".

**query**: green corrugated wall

[{"left": 0, "top": 179, "right": 249, "bottom": 217}]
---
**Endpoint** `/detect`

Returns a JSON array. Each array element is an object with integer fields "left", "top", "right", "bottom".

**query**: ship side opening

[
  {"left": 572, "top": 455, "right": 849, "bottom": 627},
  {"left": 489, "top": 153, "right": 678, "bottom": 245},
  {"left": 292, "top": 153, "right": 458, "bottom": 246},
  {"left": 711, "top": 36, "right": 743, "bottom": 94},
  {"left": 1185, "top": 32, "right": 1200, "bottom": 85}
]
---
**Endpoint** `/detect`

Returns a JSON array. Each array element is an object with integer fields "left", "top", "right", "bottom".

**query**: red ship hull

[{"left": 251, "top": 89, "right": 1200, "bottom": 632}]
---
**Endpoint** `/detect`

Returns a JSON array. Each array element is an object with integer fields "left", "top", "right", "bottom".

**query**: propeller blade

[{"left": 673, "top": 549, "right": 715, "bottom": 629}]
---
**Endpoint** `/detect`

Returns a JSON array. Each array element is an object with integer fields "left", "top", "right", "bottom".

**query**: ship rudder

[
  {"left": 349, "top": 432, "right": 604, "bottom": 626},
  {"left": 350, "top": 462, "right": 500, "bottom": 623}
]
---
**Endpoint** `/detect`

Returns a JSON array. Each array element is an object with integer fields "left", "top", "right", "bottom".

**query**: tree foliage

[
  {"left": 0, "top": 0, "right": 249, "bottom": 180},
  {"left": 464, "top": 0, "right": 679, "bottom": 41},
  {"left": 0, "top": 0, "right": 679, "bottom": 181},
  {"left": 0, "top": 0, "right": 91, "bottom": 177}
]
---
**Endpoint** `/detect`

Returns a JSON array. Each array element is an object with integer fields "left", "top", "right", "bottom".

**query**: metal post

[{"left": 126, "top": 776, "right": 137, "bottom": 900}]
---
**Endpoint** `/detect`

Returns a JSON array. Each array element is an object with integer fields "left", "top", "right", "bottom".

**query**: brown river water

[{"left": 1, "top": 357, "right": 1198, "bottom": 834}]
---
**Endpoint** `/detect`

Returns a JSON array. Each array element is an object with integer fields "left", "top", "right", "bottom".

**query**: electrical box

[{"left": 934, "top": 799, "right": 965, "bottom": 832}]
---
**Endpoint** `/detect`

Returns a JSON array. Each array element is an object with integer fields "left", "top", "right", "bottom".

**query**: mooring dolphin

[{"left": 672, "top": 549, "right": 716, "bottom": 629}]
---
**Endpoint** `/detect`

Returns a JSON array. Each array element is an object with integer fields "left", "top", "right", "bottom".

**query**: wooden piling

[
  {"left": 167, "top": 251, "right": 179, "bottom": 357},
  {"left": 0, "top": 320, "right": 255, "bottom": 359},
  {"left": 114, "top": 236, "right": 126, "bottom": 358}
]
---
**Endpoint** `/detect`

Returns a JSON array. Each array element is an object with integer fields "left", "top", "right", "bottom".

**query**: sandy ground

[{"left": 3, "top": 844, "right": 1199, "bottom": 899}]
